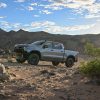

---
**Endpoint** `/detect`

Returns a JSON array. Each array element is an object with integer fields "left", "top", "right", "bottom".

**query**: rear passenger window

[{"left": 53, "top": 43, "right": 62, "bottom": 49}]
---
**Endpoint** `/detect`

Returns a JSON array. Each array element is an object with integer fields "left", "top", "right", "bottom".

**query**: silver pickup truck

[{"left": 14, "top": 40, "right": 79, "bottom": 67}]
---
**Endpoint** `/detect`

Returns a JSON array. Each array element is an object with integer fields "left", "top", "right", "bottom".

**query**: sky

[{"left": 0, "top": 0, "right": 100, "bottom": 35}]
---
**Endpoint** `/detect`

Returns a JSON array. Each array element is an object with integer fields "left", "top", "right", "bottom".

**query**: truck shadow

[{"left": 2, "top": 61, "right": 55, "bottom": 68}]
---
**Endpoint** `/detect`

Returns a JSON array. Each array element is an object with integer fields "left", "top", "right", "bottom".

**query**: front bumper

[
  {"left": 14, "top": 47, "right": 29, "bottom": 59},
  {"left": 14, "top": 47, "right": 24, "bottom": 53}
]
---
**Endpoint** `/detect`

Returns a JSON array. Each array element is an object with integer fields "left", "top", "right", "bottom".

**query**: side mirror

[{"left": 43, "top": 45, "right": 48, "bottom": 49}]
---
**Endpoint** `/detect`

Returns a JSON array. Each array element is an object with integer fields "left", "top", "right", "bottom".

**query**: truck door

[
  {"left": 41, "top": 41, "right": 54, "bottom": 61},
  {"left": 51, "top": 43, "right": 64, "bottom": 61}
]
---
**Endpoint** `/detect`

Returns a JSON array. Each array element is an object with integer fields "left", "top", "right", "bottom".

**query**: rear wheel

[
  {"left": 28, "top": 53, "right": 39, "bottom": 65},
  {"left": 16, "top": 53, "right": 26, "bottom": 63},
  {"left": 65, "top": 57, "right": 74, "bottom": 67},
  {"left": 52, "top": 61, "right": 59, "bottom": 66}
]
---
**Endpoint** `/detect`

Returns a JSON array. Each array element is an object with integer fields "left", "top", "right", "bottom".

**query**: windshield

[{"left": 31, "top": 40, "right": 46, "bottom": 45}]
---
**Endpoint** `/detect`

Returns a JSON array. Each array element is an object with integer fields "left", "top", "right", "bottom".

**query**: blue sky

[{"left": 0, "top": 0, "right": 100, "bottom": 35}]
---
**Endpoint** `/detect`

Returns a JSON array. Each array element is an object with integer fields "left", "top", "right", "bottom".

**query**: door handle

[{"left": 51, "top": 50, "right": 54, "bottom": 51}]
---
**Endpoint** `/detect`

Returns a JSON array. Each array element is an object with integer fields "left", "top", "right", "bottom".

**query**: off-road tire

[
  {"left": 28, "top": 53, "right": 39, "bottom": 65},
  {"left": 52, "top": 61, "right": 59, "bottom": 66},
  {"left": 65, "top": 57, "right": 74, "bottom": 67}
]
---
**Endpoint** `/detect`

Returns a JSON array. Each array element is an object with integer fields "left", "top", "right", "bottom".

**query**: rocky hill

[{"left": 0, "top": 28, "right": 100, "bottom": 53}]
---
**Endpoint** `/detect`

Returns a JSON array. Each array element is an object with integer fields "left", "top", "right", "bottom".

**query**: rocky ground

[{"left": 0, "top": 56, "right": 100, "bottom": 100}]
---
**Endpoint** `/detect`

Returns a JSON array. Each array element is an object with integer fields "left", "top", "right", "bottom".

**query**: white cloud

[
  {"left": 43, "top": 3, "right": 63, "bottom": 10},
  {"left": 30, "top": 21, "right": 99, "bottom": 35},
  {"left": 0, "top": 2, "right": 7, "bottom": 8},
  {"left": 30, "top": 3, "right": 38, "bottom": 6},
  {"left": 0, "top": 20, "right": 99, "bottom": 35},
  {"left": 79, "top": 21, "right": 100, "bottom": 34},
  {"left": 48, "top": 0, "right": 96, "bottom": 5},
  {"left": 30, "top": 21, "right": 96, "bottom": 34},
  {"left": 83, "top": 3, "right": 100, "bottom": 14},
  {"left": 41, "top": 0, "right": 100, "bottom": 15},
  {"left": 27, "top": 6, "right": 34, "bottom": 11},
  {"left": 0, "top": 21, "right": 9, "bottom": 26},
  {"left": 13, "top": 23, "right": 21, "bottom": 28},
  {"left": 0, "top": 16, "right": 6, "bottom": 19},
  {"left": 0, "top": 21, "right": 21, "bottom": 30},
  {"left": 0, "top": 21, "right": 12, "bottom": 29},
  {"left": 21, "top": 2, "right": 38, "bottom": 11},
  {"left": 29, "top": 22, "right": 98, "bottom": 34},
  {"left": 26, "top": 2, "right": 38, "bottom": 11},
  {"left": 40, "top": 10, "right": 52, "bottom": 14},
  {"left": 85, "top": 14, "right": 100, "bottom": 19},
  {"left": 33, "top": 15, "right": 40, "bottom": 17},
  {"left": 31, "top": 21, "right": 55, "bottom": 28},
  {"left": 15, "top": 0, "right": 25, "bottom": 2},
  {"left": 45, "top": 24, "right": 95, "bottom": 34}
]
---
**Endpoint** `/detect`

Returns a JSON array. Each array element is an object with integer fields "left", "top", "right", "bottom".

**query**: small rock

[
  {"left": 5, "top": 66, "right": 9, "bottom": 70},
  {"left": 72, "top": 82, "right": 78, "bottom": 85},
  {"left": 25, "top": 83, "right": 36, "bottom": 90},
  {"left": 0, "top": 93, "right": 9, "bottom": 99},
  {"left": 56, "top": 68, "right": 66, "bottom": 73},
  {"left": 46, "top": 72, "right": 55, "bottom": 79},
  {"left": 0, "top": 73, "right": 10, "bottom": 82},
  {"left": 74, "top": 70, "right": 80, "bottom": 75},
  {"left": 10, "top": 73, "right": 16, "bottom": 77},
  {"left": 7, "top": 59, "right": 13, "bottom": 63},
  {"left": 40, "top": 70, "right": 48, "bottom": 74},
  {"left": 59, "top": 96, "right": 66, "bottom": 100},
  {"left": 85, "top": 79, "right": 100, "bottom": 86},
  {"left": 48, "top": 72, "right": 55, "bottom": 76},
  {"left": 40, "top": 70, "right": 55, "bottom": 77},
  {"left": 65, "top": 75, "right": 72, "bottom": 79}
]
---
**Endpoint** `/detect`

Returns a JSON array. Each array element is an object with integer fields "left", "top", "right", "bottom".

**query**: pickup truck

[{"left": 14, "top": 40, "right": 79, "bottom": 67}]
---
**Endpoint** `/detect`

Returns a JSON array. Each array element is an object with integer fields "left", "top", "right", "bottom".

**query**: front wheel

[
  {"left": 28, "top": 54, "right": 39, "bottom": 65},
  {"left": 52, "top": 61, "right": 59, "bottom": 66},
  {"left": 65, "top": 58, "right": 74, "bottom": 67}
]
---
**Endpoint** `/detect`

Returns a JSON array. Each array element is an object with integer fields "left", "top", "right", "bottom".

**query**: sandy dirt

[{"left": 0, "top": 56, "right": 100, "bottom": 100}]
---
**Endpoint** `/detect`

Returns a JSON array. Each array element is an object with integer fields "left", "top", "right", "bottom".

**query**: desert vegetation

[{"left": 80, "top": 42, "right": 100, "bottom": 81}]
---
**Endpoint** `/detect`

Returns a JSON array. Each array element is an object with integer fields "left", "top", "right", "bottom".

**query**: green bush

[
  {"left": 80, "top": 59, "right": 100, "bottom": 78},
  {"left": 84, "top": 42, "right": 100, "bottom": 57}
]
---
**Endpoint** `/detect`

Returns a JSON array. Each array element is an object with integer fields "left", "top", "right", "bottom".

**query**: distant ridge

[
  {"left": 0, "top": 28, "right": 100, "bottom": 53},
  {"left": 0, "top": 28, "right": 6, "bottom": 33}
]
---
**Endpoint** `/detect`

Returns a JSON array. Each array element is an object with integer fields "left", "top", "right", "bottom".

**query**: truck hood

[{"left": 14, "top": 44, "right": 29, "bottom": 48}]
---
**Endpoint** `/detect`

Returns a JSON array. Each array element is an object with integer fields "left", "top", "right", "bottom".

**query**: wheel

[
  {"left": 52, "top": 61, "right": 59, "bottom": 66},
  {"left": 16, "top": 53, "right": 26, "bottom": 63},
  {"left": 65, "top": 57, "right": 74, "bottom": 67},
  {"left": 28, "top": 53, "right": 39, "bottom": 65}
]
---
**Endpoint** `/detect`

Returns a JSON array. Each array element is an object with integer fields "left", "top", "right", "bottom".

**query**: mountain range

[{"left": 0, "top": 28, "right": 100, "bottom": 53}]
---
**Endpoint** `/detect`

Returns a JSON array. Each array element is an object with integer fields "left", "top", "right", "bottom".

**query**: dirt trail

[{"left": 0, "top": 56, "right": 100, "bottom": 100}]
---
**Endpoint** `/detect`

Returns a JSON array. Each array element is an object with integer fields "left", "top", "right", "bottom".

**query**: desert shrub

[
  {"left": 80, "top": 42, "right": 100, "bottom": 79},
  {"left": 80, "top": 59, "right": 100, "bottom": 78},
  {"left": 84, "top": 42, "right": 100, "bottom": 57},
  {"left": 84, "top": 42, "right": 94, "bottom": 56}
]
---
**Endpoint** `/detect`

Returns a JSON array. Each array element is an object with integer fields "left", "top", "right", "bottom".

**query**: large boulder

[
  {"left": 0, "top": 63, "right": 6, "bottom": 74},
  {"left": 0, "top": 63, "right": 10, "bottom": 82}
]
